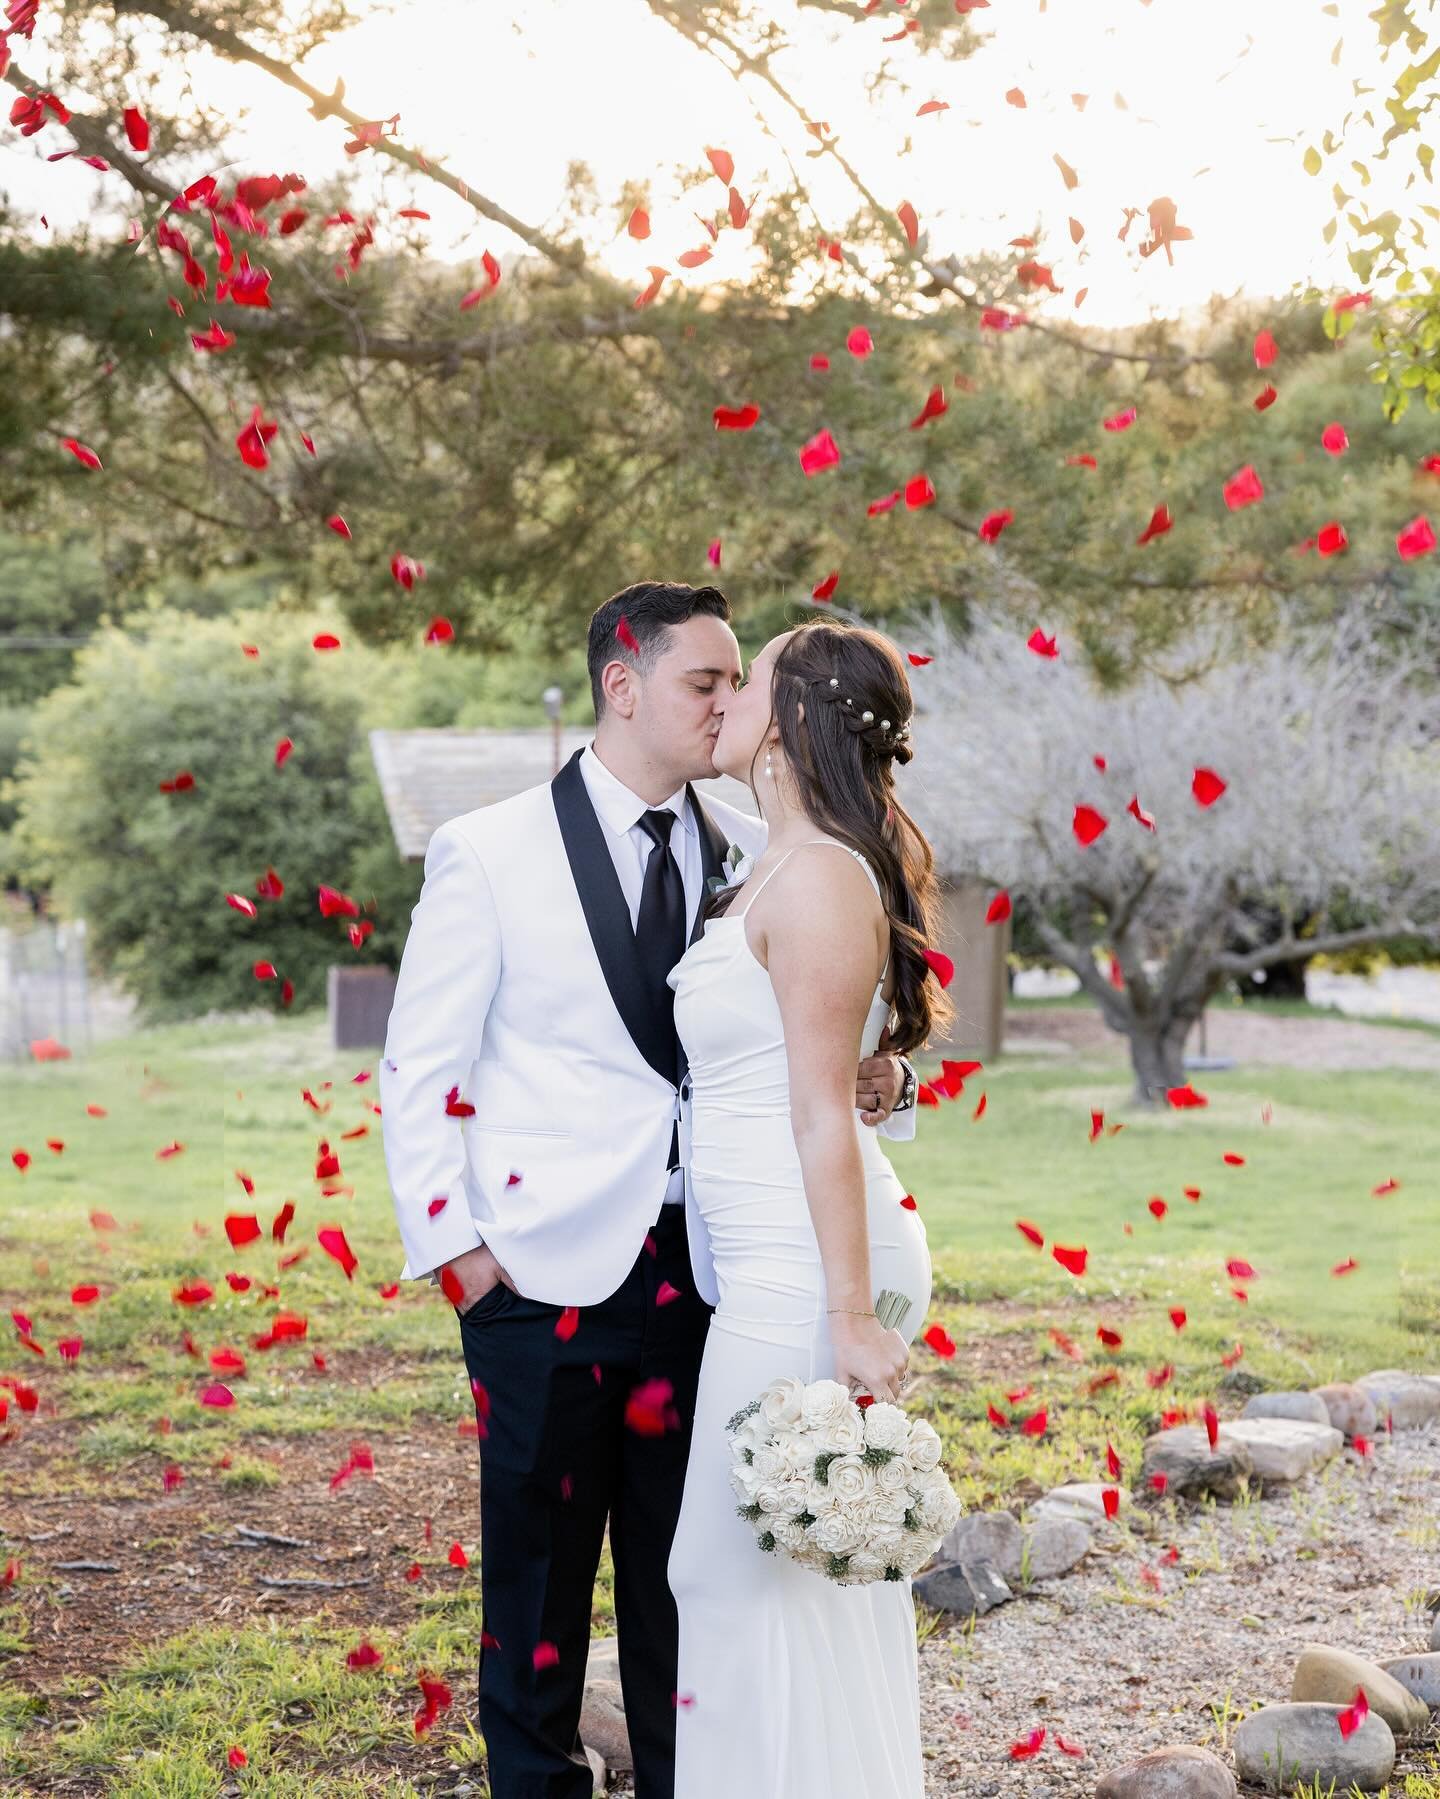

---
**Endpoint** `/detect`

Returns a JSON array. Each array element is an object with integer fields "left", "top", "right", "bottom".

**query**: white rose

[
  {"left": 873, "top": 1491, "right": 910, "bottom": 1527},
  {"left": 920, "top": 1477, "right": 963, "bottom": 1535},
  {"left": 862, "top": 1402, "right": 910, "bottom": 1453},
  {"left": 778, "top": 1434, "right": 815, "bottom": 1476},
  {"left": 868, "top": 1524, "right": 907, "bottom": 1560},
  {"left": 896, "top": 1531, "right": 938, "bottom": 1575},
  {"left": 751, "top": 1444, "right": 786, "bottom": 1482},
  {"left": 771, "top": 1516, "right": 807, "bottom": 1552},
  {"left": 731, "top": 1421, "right": 766, "bottom": 1461},
  {"left": 842, "top": 1491, "right": 892, "bottom": 1535},
  {"left": 809, "top": 1510, "right": 864, "bottom": 1556},
  {"left": 800, "top": 1379, "right": 852, "bottom": 1432},
  {"left": 814, "top": 1408, "right": 866, "bottom": 1455},
  {"left": 845, "top": 1549, "right": 889, "bottom": 1585},
  {"left": 760, "top": 1375, "right": 806, "bottom": 1428},
  {"left": 729, "top": 1463, "right": 760, "bottom": 1502},
  {"left": 904, "top": 1420, "right": 943, "bottom": 1472},
  {"left": 806, "top": 1477, "right": 841, "bottom": 1515},
  {"left": 823, "top": 1454, "right": 872, "bottom": 1505},
  {"left": 754, "top": 1480, "right": 792, "bottom": 1515},
  {"left": 875, "top": 1456, "right": 913, "bottom": 1495}
]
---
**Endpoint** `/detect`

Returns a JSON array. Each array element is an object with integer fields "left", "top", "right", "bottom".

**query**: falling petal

[
  {"left": 799, "top": 428, "right": 842, "bottom": 476},
  {"left": 1072, "top": 805, "right": 1107, "bottom": 846},
  {"left": 1223, "top": 464, "right": 1264, "bottom": 510}
]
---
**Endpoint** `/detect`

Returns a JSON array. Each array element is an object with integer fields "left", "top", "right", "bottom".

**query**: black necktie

[{"left": 635, "top": 808, "right": 687, "bottom": 1170}]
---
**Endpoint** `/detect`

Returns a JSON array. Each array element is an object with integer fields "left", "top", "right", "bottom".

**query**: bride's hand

[{"left": 830, "top": 1312, "right": 910, "bottom": 1404}]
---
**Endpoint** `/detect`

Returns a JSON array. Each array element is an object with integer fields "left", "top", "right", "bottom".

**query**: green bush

[{"left": 9, "top": 607, "right": 409, "bottom": 1020}]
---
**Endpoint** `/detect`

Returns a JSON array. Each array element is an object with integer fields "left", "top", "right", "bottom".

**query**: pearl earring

[{"left": 764, "top": 747, "right": 774, "bottom": 780}]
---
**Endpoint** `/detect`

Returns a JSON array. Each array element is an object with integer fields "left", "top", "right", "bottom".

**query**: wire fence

[{"left": 0, "top": 915, "right": 96, "bottom": 1062}]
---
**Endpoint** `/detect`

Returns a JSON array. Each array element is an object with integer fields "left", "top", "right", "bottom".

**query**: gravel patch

[{"left": 914, "top": 1421, "right": 1440, "bottom": 1794}]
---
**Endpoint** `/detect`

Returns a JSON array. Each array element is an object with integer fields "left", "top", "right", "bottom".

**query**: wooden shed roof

[{"left": 369, "top": 728, "right": 762, "bottom": 861}]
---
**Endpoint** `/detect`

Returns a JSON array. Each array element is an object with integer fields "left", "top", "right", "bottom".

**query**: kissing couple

[{"left": 380, "top": 579, "right": 951, "bottom": 1797}]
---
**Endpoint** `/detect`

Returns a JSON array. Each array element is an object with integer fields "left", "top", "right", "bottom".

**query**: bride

[{"left": 666, "top": 615, "right": 949, "bottom": 1795}]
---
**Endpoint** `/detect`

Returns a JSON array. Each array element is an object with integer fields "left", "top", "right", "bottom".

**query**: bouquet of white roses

[{"left": 724, "top": 1293, "right": 962, "bottom": 1586}]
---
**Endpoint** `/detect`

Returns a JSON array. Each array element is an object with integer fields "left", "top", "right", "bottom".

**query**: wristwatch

[{"left": 892, "top": 1057, "right": 918, "bottom": 1113}]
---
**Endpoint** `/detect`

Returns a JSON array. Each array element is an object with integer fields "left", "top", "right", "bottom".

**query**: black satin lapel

[
  {"left": 551, "top": 750, "right": 676, "bottom": 1086},
  {"left": 687, "top": 786, "right": 731, "bottom": 948}
]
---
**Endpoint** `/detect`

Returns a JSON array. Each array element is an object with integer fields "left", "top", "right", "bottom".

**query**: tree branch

[
  {"left": 107, "top": 0, "right": 583, "bottom": 271},
  {"left": 1216, "top": 919, "right": 1440, "bottom": 976},
  {"left": 644, "top": 0, "right": 1218, "bottom": 374}
]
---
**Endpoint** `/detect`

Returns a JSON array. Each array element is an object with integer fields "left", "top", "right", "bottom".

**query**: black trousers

[{"left": 456, "top": 1203, "right": 713, "bottom": 1799}]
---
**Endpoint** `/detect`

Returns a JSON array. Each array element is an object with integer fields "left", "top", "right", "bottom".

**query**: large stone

[
  {"left": 939, "top": 1509, "right": 1091, "bottom": 1582},
  {"left": 579, "top": 1677, "right": 632, "bottom": 1775},
  {"left": 912, "top": 1558, "right": 1012, "bottom": 1618},
  {"left": 1241, "top": 1391, "right": 1332, "bottom": 1428},
  {"left": 1141, "top": 1426, "right": 1255, "bottom": 1501},
  {"left": 1232, "top": 1702, "right": 1395, "bottom": 1793},
  {"left": 1291, "top": 1644, "right": 1431, "bottom": 1736},
  {"left": 586, "top": 1636, "right": 620, "bottom": 1684},
  {"left": 1312, "top": 1382, "right": 1378, "bottom": 1438},
  {"left": 1032, "top": 1480, "right": 1133, "bottom": 1523},
  {"left": 1214, "top": 1418, "right": 1343, "bottom": 1484},
  {"left": 1355, "top": 1369, "right": 1440, "bottom": 1430},
  {"left": 1021, "top": 1516, "right": 1093, "bottom": 1580},
  {"left": 1431, "top": 1613, "right": 1440, "bottom": 1653},
  {"left": 939, "top": 1510, "right": 1022, "bottom": 1571},
  {"left": 1095, "top": 1743, "right": 1237, "bottom": 1799},
  {"left": 1378, "top": 1651, "right": 1440, "bottom": 1710}
]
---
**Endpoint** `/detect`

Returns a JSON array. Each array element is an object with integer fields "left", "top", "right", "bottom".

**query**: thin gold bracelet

[{"left": 827, "top": 1306, "right": 875, "bottom": 1316}]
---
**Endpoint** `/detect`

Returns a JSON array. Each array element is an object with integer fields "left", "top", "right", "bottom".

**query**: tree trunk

[{"left": 1126, "top": 1013, "right": 1193, "bottom": 1106}]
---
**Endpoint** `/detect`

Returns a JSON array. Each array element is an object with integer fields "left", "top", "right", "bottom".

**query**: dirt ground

[{"left": 1, "top": 1416, "right": 490, "bottom": 1697}]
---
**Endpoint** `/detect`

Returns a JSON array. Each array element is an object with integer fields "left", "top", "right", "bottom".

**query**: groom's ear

[{"left": 599, "top": 656, "right": 639, "bottom": 719}]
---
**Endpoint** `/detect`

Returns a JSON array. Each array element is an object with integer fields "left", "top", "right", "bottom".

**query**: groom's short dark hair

[{"left": 587, "top": 581, "right": 731, "bottom": 720}]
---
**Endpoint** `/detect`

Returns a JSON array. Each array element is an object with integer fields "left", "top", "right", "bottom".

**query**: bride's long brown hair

[{"left": 713, "top": 617, "right": 950, "bottom": 1056}]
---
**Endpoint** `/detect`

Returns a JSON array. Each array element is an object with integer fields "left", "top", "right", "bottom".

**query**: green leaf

[{"left": 1303, "top": 145, "right": 1323, "bottom": 176}]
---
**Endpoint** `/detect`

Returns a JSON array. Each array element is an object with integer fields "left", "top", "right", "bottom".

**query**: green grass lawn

[
  {"left": 0, "top": 1002, "right": 1434, "bottom": 1494},
  {"left": 1, "top": 1004, "right": 1436, "bottom": 1793}
]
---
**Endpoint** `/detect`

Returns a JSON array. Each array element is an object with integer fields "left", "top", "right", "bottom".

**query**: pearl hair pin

[{"left": 819, "top": 674, "right": 910, "bottom": 743}]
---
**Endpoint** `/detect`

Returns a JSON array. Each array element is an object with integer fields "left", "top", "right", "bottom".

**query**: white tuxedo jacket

[{"left": 380, "top": 747, "right": 915, "bottom": 1308}]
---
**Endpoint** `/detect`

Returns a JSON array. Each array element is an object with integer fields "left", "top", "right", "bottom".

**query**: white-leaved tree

[{"left": 901, "top": 608, "right": 1440, "bottom": 1103}]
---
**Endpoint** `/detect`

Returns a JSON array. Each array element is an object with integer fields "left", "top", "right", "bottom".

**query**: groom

[{"left": 379, "top": 580, "right": 918, "bottom": 1798}]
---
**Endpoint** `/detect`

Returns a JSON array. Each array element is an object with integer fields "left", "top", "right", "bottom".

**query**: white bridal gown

[{"left": 666, "top": 839, "right": 933, "bottom": 1797}]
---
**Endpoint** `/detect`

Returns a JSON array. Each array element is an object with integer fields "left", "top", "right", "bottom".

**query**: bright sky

[{"left": 1, "top": 0, "right": 1409, "bottom": 327}]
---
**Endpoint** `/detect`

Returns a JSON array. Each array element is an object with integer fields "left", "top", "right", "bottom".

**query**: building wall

[{"left": 929, "top": 880, "right": 1009, "bottom": 1061}]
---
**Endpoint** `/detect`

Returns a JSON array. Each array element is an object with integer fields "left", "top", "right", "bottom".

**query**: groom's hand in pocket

[
  {"left": 856, "top": 1028, "right": 905, "bottom": 1126},
  {"left": 441, "top": 1242, "right": 518, "bottom": 1313}
]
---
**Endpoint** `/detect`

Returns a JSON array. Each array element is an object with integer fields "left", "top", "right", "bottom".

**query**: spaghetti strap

[{"left": 732, "top": 841, "right": 890, "bottom": 983}]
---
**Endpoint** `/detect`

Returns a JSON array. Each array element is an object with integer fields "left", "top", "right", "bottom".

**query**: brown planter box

[{"left": 327, "top": 964, "right": 397, "bottom": 1052}]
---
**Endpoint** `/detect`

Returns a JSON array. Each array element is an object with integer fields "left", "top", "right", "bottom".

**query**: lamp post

[{"left": 542, "top": 685, "right": 565, "bottom": 775}]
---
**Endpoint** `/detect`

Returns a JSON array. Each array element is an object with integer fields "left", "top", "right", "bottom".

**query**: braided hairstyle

[{"left": 739, "top": 616, "right": 949, "bottom": 1056}]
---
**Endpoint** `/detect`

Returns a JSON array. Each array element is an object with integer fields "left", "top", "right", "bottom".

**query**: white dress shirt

[{"left": 579, "top": 742, "right": 701, "bottom": 1204}]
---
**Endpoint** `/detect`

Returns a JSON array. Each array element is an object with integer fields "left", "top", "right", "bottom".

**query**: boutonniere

[{"left": 706, "top": 840, "right": 754, "bottom": 898}]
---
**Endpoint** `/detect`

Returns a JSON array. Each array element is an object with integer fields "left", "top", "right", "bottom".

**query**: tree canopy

[{"left": 3, "top": 0, "right": 1439, "bottom": 680}]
